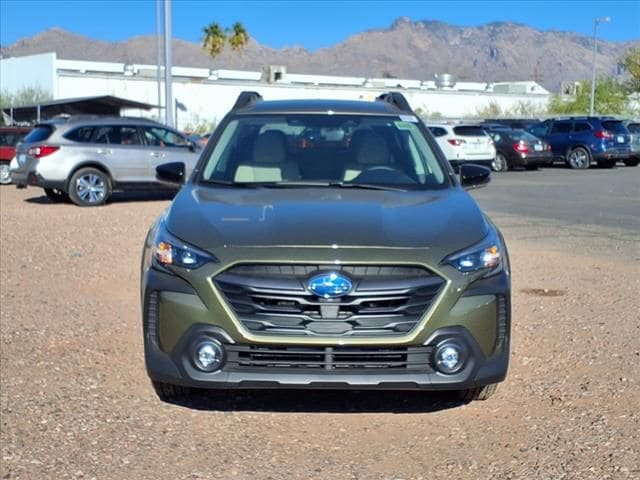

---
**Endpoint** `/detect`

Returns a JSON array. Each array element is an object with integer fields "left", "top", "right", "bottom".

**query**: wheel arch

[
  {"left": 566, "top": 143, "right": 592, "bottom": 159},
  {"left": 64, "top": 161, "right": 114, "bottom": 192}
]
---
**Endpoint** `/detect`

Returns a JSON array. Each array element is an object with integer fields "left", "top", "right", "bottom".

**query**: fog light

[
  {"left": 435, "top": 343, "right": 464, "bottom": 374},
  {"left": 193, "top": 340, "right": 224, "bottom": 372}
]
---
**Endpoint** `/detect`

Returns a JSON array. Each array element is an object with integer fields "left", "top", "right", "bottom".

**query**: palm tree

[
  {"left": 202, "top": 22, "right": 226, "bottom": 58},
  {"left": 229, "top": 22, "right": 249, "bottom": 52},
  {"left": 202, "top": 21, "right": 249, "bottom": 59}
]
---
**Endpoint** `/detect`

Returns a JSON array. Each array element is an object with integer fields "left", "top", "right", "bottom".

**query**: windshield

[
  {"left": 510, "top": 130, "right": 543, "bottom": 142},
  {"left": 199, "top": 115, "right": 448, "bottom": 190}
]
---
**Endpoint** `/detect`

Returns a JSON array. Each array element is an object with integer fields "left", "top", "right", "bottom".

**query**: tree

[
  {"left": 228, "top": 22, "right": 249, "bottom": 52},
  {"left": 0, "top": 85, "right": 52, "bottom": 125},
  {"left": 202, "top": 21, "right": 249, "bottom": 59},
  {"left": 619, "top": 47, "right": 640, "bottom": 94},
  {"left": 548, "top": 77, "right": 628, "bottom": 115}
]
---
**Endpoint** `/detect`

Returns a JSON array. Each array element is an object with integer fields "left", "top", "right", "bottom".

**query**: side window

[
  {"left": 142, "top": 127, "right": 188, "bottom": 148},
  {"left": 0, "top": 133, "right": 8, "bottom": 145},
  {"left": 627, "top": 123, "right": 640, "bottom": 134},
  {"left": 573, "top": 122, "right": 591, "bottom": 133},
  {"left": 428, "top": 127, "right": 447, "bottom": 137},
  {"left": 93, "top": 126, "right": 116, "bottom": 144},
  {"left": 528, "top": 123, "right": 548, "bottom": 137},
  {"left": 119, "top": 127, "right": 141, "bottom": 145},
  {"left": 550, "top": 122, "right": 571, "bottom": 134},
  {"left": 64, "top": 126, "right": 95, "bottom": 143}
]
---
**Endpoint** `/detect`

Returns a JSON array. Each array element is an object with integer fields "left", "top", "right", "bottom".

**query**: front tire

[
  {"left": 0, "top": 162, "right": 11, "bottom": 185},
  {"left": 152, "top": 381, "right": 191, "bottom": 404},
  {"left": 491, "top": 153, "right": 509, "bottom": 172},
  {"left": 68, "top": 167, "right": 111, "bottom": 206},
  {"left": 623, "top": 158, "right": 639, "bottom": 167},
  {"left": 566, "top": 147, "right": 590, "bottom": 169},
  {"left": 458, "top": 383, "right": 498, "bottom": 402}
]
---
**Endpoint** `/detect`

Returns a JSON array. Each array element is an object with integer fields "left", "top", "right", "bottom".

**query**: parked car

[
  {"left": 187, "top": 132, "right": 211, "bottom": 147},
  {"left": 0, "top": 126, "right": 30, "bottom": 184},
  {"left": 10, "top": 116, "right": 200, "bottom": 206},
  {"left": 621, "top": 120, "right": 640, "bottom": 166},
  {"left": 426, "top": 123, "right": 496, "bottom": 169},
  {"left": 484, "top": 127, "right": 553, "bottom": 171},
  {"left": 141, "top": 91, "right": 511, "bottom": 404},
  {"left": 528, "top": 117, "right": 631, "bottom": 169}
]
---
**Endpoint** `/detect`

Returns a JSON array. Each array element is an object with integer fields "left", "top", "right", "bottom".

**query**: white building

[{"left": 1, "top": 52, "right": 551, "bottom": 128}]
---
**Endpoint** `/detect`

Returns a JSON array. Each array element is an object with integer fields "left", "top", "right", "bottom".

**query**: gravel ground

[{"left": 1, "top": 169, "right": 639, "bottom": 480}]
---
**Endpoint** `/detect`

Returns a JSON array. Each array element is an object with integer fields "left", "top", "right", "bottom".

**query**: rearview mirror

[
  {"left": 156, "top": 162, "right": 186, "bottom": 186},
  {"left": 459, "top": 164, "right": 491, "bottom": 190}
]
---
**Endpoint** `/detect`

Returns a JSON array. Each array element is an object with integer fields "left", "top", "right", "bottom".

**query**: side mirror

[
  {"left": 156, "top": 162, "right": 186, "bottom": 186},
  {"left": 460, "top": 164, "right": 491, "bottom": 190}
]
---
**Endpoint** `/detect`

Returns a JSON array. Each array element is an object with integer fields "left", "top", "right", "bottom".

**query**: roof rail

[
  {"left": 375, "top": 92, "right": 413, "bottom": 113},
  {"left": 232, "top": 91, "right": 263, "bottom": 111}
]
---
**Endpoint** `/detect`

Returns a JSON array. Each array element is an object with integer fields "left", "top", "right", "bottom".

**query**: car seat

[{"left": 234, "top": 130, "right": 299, "bottom": 182}]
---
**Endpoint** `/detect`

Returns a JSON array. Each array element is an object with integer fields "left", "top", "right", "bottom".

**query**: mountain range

[{"left": 1, "top": 18, "right": 637, "bottom": 92}]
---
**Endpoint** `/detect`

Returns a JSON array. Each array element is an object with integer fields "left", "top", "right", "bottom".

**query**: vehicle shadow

[
  {"left": 170, "top": 389, "right": 468, "bottom": 414},
  {"left": 23, "top": 190, "right": 175, "bottom": 205}
]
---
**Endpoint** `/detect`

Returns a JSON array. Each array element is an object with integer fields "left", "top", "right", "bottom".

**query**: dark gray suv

[{"left": 10, "top": 116, "right": 200, "bottom": 206}]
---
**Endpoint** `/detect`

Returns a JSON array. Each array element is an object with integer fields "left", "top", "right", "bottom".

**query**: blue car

[{"left": 528, "top": 117, "right": 631, "bottom": 169}]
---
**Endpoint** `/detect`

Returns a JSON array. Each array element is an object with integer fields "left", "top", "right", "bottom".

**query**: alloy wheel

[
  {"left": 568, "top": 148, "right": 590, "bottom": 169},
  {"left": 0, "top": 163, "right": 11, "bottom": 184},
  {"left": 75, "top": 173, "right": 106, "bottom": 204}
]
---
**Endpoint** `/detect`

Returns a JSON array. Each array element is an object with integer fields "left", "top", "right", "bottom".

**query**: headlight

[
  {"left": 153, "top": 220, "right": 217, "bottom": 269},
  {"left": 443, "top": 227, "right": 502, "bottom": 274}
]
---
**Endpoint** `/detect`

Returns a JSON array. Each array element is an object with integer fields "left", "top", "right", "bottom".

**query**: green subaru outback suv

[{"left": 141, "top": 92, "right": 511, "bottom": 403}]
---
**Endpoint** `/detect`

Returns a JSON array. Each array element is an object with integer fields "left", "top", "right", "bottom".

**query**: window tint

[
  {"left": 92, "top": 126, "right": 142, "bottom": 145},
  {"left": 142, "top": 127, "right": 188, "bottom": 147},
  {"left": 550, "top": 122, "right": 572, "bottom": 134},
  {"left": 23, "top": 125, "right": 53, "bottom": 143},
  {"left": 601, "top": 121, "right": 626, "bottom": 133},
  {"left": 0, "top": 132, "right": 26, "bottom": 146},
  {"left": 509, "top": 130, "right": 542, "bottom": 142},
  {"left": 64, "top": 126, "right": 95, "bottom": 143},
  {"left": 428, "top": 127, "right": 448, "bottom": 137},
  {"left": 627, "top": 123, "right": 640, "bottom": 134},
  {"left": 201, "top": 115, "right": 447, "bottom": 190},
  {"left": 573, "top": 122, "right": 591, "bottom": 132},
  {"left": 453, "top": 126, "right": 487, "bottom": 137}
]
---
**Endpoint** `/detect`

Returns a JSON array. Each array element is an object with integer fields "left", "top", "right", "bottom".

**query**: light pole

[{"left": 589, "top": 16, "right": 611, "bottom": 116}]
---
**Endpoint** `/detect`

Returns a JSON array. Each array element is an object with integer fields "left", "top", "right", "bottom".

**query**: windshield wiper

[
  {"left": 263, "top": 181, "right": 407, "bottom": 192},
  {"left": 200, "top": 179, "right": 264, "bottom": 188}
]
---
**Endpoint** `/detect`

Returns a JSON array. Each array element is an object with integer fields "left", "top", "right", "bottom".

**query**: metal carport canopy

[{"left": 3, "top": 95, "right": 156, "bottom": 123}]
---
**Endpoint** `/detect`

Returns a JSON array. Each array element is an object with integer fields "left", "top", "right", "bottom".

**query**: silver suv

[{"left": 10, "top": 116, "right": 200, "bottom": 206}]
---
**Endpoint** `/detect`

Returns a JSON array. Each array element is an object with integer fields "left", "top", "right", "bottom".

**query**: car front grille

[
  {"left": 214, "top": 264, "right": 445, "bottom": 337},
  {"left": 225, "top": 344, "right": 434, "bottom": 372}
]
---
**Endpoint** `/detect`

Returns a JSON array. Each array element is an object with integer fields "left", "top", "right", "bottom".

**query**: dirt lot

[{"left": 1, "top": 169, "right": 639, "bottom": 480}]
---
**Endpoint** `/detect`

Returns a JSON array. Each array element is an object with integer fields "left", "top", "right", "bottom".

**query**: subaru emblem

[{"left": 307, "top": 272, "right": 353, "bottom": 298}]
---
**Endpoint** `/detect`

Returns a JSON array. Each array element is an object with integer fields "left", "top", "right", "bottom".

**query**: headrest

[
  {"left": 252, "top": 130, "right": 287, "bottom": 164},
  {"left": 354, "top": 131, "right": 390, "bottom": 166}
]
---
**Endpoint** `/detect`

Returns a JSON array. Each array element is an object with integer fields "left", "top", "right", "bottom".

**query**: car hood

[{"left": 166, "top": 185, "right": 488, "bottom": 251}]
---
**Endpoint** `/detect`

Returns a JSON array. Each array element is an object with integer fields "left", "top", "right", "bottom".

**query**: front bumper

[{"left": 142, "top": 266, "right": 511, "bottom": 391}]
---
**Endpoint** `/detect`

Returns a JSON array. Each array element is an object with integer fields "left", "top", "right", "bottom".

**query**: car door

[
  {"left": 89, "top": 125, "right": 149, "bottom": 182},
  {"left": 140, "top": 126, "right": 199, "bottom": 180},
  {"left": 546, "top": 121, "right": 572, "bottom": 158}
]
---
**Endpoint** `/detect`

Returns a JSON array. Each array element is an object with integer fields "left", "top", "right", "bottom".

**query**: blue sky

[{"left": 1, "top": 0, "right": 638, "bottom": 49}]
